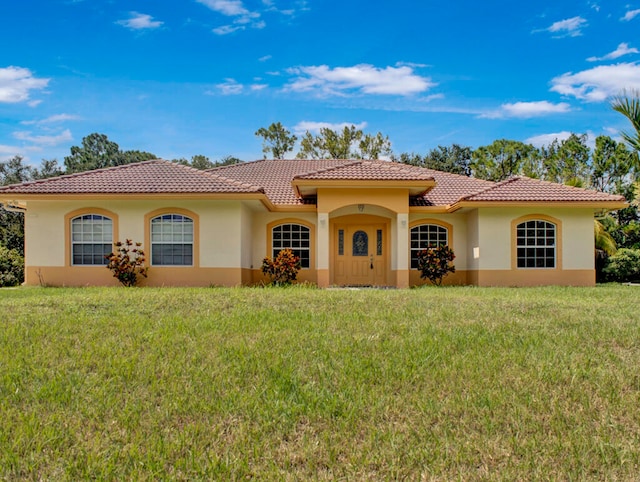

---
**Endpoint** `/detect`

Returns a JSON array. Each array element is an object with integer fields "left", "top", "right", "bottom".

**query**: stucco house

[{"left": 0, "top": 158, "right": 627, "bottom": 287}]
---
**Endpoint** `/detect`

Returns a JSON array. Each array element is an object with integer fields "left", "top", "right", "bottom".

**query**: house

[{"left": 0, "top": 159, "right": 627, "bottom": 287}]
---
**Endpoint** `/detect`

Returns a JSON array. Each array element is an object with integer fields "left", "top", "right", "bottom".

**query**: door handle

[{"left": 370, "top": 255, "right": 374, "bottom": 270}]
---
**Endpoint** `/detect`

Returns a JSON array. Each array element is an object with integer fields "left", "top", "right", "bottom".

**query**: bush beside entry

[
  {"left": 261, "top": 248, "right": 301, "bottom": 285},
  {"left": 105, "top": 239, "right": 148, "bottom": 287},
  {"left": 416, "top": 245, "right": 456, "bottom": 286}
]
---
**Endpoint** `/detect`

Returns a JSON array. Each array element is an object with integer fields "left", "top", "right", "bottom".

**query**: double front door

[{"left": 333, "top": 223, "right": 387, "bottom": 286}]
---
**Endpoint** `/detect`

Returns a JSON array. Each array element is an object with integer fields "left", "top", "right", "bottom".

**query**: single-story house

[{"left": 0, "top": 158, "right": 627, "bottom": 287}]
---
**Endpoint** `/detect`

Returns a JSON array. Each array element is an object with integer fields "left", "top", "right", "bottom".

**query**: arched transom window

[
  {"left": 410, "top": 224, "right": 448, "bottom": 269},
  {"left": 71, "top": 214, "right": 113, "bottom": 265},
  {"left": 272, "top": 223, "right": 310, "bottom": 268},
  {"left": 516, "top": 219, "right": 556, "bottom": 268},
  {"left": 150, "top": 214, "right": 194, "bottom": 266}
]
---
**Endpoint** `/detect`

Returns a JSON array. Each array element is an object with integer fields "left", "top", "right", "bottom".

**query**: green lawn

[{"left": 1, "top": 285, "right": 639, "bottom": 480}]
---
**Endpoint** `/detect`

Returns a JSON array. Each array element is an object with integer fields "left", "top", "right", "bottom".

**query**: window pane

[
  {"left": 71, "top": 215, "right": 113, "bottom": 265},
  {"left": 271, "top": 224, "right": 310, "bottom": 268},
  {"left": 515, "top": 220, "right": 556, "bottom": 270},
  {"left": 409, "top": 224, "right": 448, "bottom": 269},
  {"left": 150, "top": 214, "right": 194, "bottom": 266}
]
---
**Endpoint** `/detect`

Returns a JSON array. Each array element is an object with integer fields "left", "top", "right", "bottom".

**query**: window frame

[
  {"left": 409, "top": 220, "right": 452, "bottom": 270},
  {"left": 267, "top": 220, "right": 315, "bottom": 270},
  {"left": 511, "top": 214, "right": 562, "bottom": 271},
  {"left": 65, "top": 208, "right": 119, "bottom": 267},
  {"left": 144, "top": 208, "right": 199, "bottom": 268}
]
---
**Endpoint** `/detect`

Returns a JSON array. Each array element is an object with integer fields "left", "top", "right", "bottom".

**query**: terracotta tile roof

[
  {"left": 410, "top": 168, "right": 495, "bottom": 206},
  {"left": 0, "top": 158, "right": 626, "bottom": 208},
  {"left": 0, "top": 160, "right": 264, "bottom": 195},
  {"left": 210, "top": 159, "right": 355, "bottom": 204},
  {"left": 294, "top": 160, "right": 435, "bottom": 181},
  {"left": 459, "top": 176, "right": 626, "bottom": 203}
]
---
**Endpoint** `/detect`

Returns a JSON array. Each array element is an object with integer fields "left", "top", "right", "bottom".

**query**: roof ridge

[
  {"left": 292, "top": 159, "right": 361, "bottom": 179},
  {"left": 202, "top": 171, "right": 265, "bottom": 192},
  {"left": 457, "top": 176, "right": 514, "bottom": 202},
  {"left": 2, "top": 159, "right": 163, "bottom": 189}
]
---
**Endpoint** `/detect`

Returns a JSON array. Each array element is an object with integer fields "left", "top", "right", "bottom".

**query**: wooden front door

[{"left": 333, "top": 223, "right": 387, "bottom": 286}]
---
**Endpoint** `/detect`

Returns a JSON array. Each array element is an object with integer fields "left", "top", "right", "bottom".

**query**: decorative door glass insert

[
  {"left": 376, "top": 229, "right": 382, "bottom": 256},
  {"left": 338, "top": 229, "right": 344, "bottom": 256},
  {"left": 352, "top": 230, "right": 368, "bottom": 256}
]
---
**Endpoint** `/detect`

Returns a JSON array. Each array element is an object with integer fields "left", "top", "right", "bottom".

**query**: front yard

[{"left": 1, "top": 285, "right": 639, "bottom": 480}]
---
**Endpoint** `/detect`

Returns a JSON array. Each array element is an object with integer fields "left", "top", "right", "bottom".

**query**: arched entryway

[{"left": 331, "top": 214, "right": 390, "bottom": 286}]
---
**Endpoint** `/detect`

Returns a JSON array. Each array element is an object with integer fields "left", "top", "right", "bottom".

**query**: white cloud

[
  {"left": 526, "top": 131, "right": 596, "bottom": 149},
  {"left": 587, "top": 42, "right": 639, "bottom": 61},
  {"left": 293, "top": 121, "right": 368, "bottom": 135},
  {"left": 285, "top": 64, "right": 435, "bottom": 96},
  {"left": 0, "top": 66, "right": 49, "bottom": 104},
  {"left": 525, "top": 131, "right": 573, "bottom": 147},
  {"left": 13, "top": 129, "right": 73, "bottom": 146},
  {"left": 197, "top": 0, "right": 263, "bottom": 33},
  {"left": 482, "top": 101, "right": 571, "bottom": 119},
  {"left": 117, "top": 12, "right": 163, "bottom": 30},
  {"left": 621, "top": 9, "right": 640, "bottom": 21},
  {"left": 545, "top": 16, "right": 587, "bottom": 37},
  {"left": 258, "top": 55, "right": 272, "bottom": 62},
  {"left": 213, "top": 24, "right": 245, "bottom": 34},
  {"left": 212, "top": 78, "right": 243, "bottom": 95},
  {"left": 250, "top": 84, "right": 267, "bottom": 91},
  {"left": 21, "top": 113, "right": 81, "bottom": 126},
  {"left": 550, "top": 62, "right": 640, "bottom": 101},
  {"left": 197, "top": 0, "right": 249, "bottom": 16}
]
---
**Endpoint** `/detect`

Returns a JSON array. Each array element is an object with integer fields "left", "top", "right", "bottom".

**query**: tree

[
  {"left": 119, "top": 150, "right": 157, "bottom": 164},
  {"left": 541, "top": 134, "right": 591, "bottom": 186},
  {"left": 64, "top": 133, "right": 121, "bottom": 173},
  {"left": 296, "top": 125, "right": 390, "bottom": 159},
  {"left": 591, "top": 135, "right": 639, "bottom": 193},
  {"left": 32, "top": 159, "right": 64, "bottom": 180},
  {"left": 611, "top": 89, "right": 640, "bottom": 152},
  {"left": 255, "top": 122, "right": 297, "bottom": 159},
  {"left": 470, "top": 139, "right": 537, "bottom": 181},
  {"left": 0, "top": 156, "right": 32, "bottom": 256},
  {"left": 297, "top": 125, "right": 361, "bottom": 159},
  {"left": 215, "top": 155, "right": 243, "bottom": 167},
  {"left": 424, "top": 144, "right": 473, "bottom": 176},
  {"left": 64, "top": 133, "right": 157, "bottom": 173},
  {"left": 357, "top": 132, "right": 392, "bottom": 159},
  {"left": 0, "top": 155, "right": 33, "bottom": 185}
]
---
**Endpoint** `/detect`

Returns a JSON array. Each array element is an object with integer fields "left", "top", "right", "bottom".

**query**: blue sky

[{"left": 1, "top": 0, "right": 640, "bottom": 165}]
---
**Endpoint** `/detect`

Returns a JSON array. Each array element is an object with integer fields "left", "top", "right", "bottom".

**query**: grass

[{"left": 1, "top": 285, "right": 639, "bottom": 480}]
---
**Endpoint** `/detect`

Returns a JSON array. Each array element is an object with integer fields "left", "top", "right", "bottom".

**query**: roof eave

[{"left": 451, "top": 200, "right": 629, "bottom": 211}]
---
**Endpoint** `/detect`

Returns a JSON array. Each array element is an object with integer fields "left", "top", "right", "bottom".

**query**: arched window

[
  {"left": 410, "top": 224, "right": 448, "bottom": 269},
  {"left": 71, "top": 214, "right": 113, "bottom": 265},
  {"left": 150, "top": 214, "right": 194, "bottom": 266},
  {"left": 516, "top": 219, "right": 556, "bottom": 268},
  {"left": 272, "top": 223, "right": 310, "bottom": 268}
]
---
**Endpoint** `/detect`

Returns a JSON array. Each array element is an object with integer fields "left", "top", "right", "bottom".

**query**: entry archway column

[
  {"left": 396, "top": 213, "right": 409, "bottom": 288},
  {"left": 317, "top": 212, "right": 330, "bottom": 287}
]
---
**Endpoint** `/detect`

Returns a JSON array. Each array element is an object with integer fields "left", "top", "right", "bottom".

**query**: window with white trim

[
  {"left": 272, "top": 223, "right": 310, "bottom": 268},
  {"left": 410, "top": 224, "right": 448, "bottom": 269},
  {"left": 516, "top": 220, "right": 556, "bottom": 268},
  {"left": 150, "top": 214, "right": 194, "bottom": 266},
  {"left": 71, "top": 214, "right": 113, "bottom": 265}
]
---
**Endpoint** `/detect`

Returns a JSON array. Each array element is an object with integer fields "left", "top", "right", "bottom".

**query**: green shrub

[
  {"left": 0, "top": 245, "right": 24, "bottom": 287},
  {"left": 603, "top": 248, "right": 640, "bottom": 282},
  {"left": 261, "top": 248, "right": 301, "bottom": 285},
  {"left": 416, "top": 245, "right": 456, "bottom": 286},
  {"left": 105, "top": 239, "right": 148, "bottom": 287}
]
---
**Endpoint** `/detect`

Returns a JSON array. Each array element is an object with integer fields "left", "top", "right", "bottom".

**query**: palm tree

[
  {"left": 594, "top": 219, "right": 617, "bottom": 255},
  {"left": 611, "top": 89, "right": 640, "bottom": 152}
]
